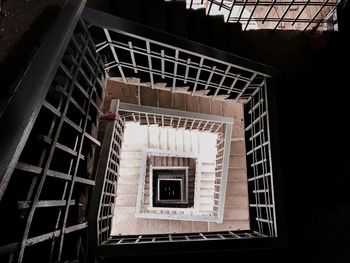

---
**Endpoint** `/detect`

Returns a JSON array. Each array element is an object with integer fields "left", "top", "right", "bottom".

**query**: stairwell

[
  {"left": 93, "top": 0, "right": 250, "bottom": 235},
  {"left": 107, "top": 81, "right": 249, "bottom": 234}
]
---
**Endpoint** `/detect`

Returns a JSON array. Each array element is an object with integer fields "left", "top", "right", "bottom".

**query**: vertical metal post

[{"left": 217, "top": 123, "right": 232, "bottom": 223}]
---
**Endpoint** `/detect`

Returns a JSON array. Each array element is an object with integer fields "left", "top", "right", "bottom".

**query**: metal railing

[
  {"left": 245, "top": 80, "right": 277, "bottom": 237},
  {"left": 88, "top": 100, "right": 124, "bottom": 251},
  {"left": 0, "top": 1, "right": 106, "bottom": 261},
  {"left": 213, "top": 123, "right": 232, "bottom": 222},
  {"left": 106, "top": 230, "right": 265, "bottom": 244},
  {"left": 187, "top": 0, "right": 340, "bottom": 31},
  {"left": 83, "top": 7, "right": 274, "bottom": 102}
]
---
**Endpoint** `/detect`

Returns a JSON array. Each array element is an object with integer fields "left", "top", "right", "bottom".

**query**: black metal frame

[{"left": 0, "top": 0, "right": 106, "bottom": 262}]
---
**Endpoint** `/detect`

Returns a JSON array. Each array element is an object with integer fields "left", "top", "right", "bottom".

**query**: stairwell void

[
  {"left": 0, "top": 2, "right": 281, "bottom": 262},
  {"left": 109, "top": 101, "right": 232, "bottom": 235}
]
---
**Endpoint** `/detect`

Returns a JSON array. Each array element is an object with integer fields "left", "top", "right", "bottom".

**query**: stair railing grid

[
  {"left": 245, "top": 80, "right": 277, "bottom": 237},
  {"left": 188, "top": 0, "right": 339, "bottom": 31}
]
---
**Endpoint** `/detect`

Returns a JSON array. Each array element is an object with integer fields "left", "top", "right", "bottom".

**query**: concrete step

[
  {"left": 122, "top": 123, "right": 148, "bottom": 150},
  {"left": 148, "top": 125, "right": 160, "bottom": 149},
  {"left": 118, "top": 175, "right": 139, "bottom": 185},
  {"left": 199, "top": 196, "right": 215, "bottom": 204},
  {"left": 200, "top": 172, "right": 215, "bottom": 181},
  {"left": 224, "top": 207, "right": 249, "bottom": 220},
  {"left": 208, "top": 219, "right": 250, "bottom": 231},
  {"left": 190, "top": 130, "right": 199, "bottom": 153},
  {"left": 225, "top": 194, "right": 249, "bottom": 207},
  {"left": 199, "top": 187, "right": 215, "bottom": 196},
  {"left": 230, "top": 140, "right": 246, "bottom": 155},
  {"left": 227, "top": 168, "right": 247, "bottom": 181},
  {"left": 183, "top": 130, "right": 191, "bottom": 152},
  {"left": 199, "top": 204, "right": 214, "bottom": 212},
  {"left": 115, "top": 193, "right": 137, "bottom": 206},
  {"left": 226, "top": 181, "right": 248, "bottom": 195},
  {"left": 117, "top": 183, "right": 138, "bottom": 194},
  {"left": 200, "top": 180, "right": 216, "bottom": 188},
  {"left": 120, "top": 151, "right": 142, "bottom": 160},
  {"left": 159, "top": 127, "right": 168, "bottom": 150},
  {"left": 158, "top": 219, "right": 170, "bottom": 233},
  {"left": 169, "top": 220, "right": 182, "bottom": 233},
  {"left": 201, "top": 164, "right": 215, "bottom": 173},
  {"left": 119, "top": 167, "right": 139, "bottom": 177},
  {"left": 191, "top": 221, "right": 209, "bottom": 232},
  {"left": 167, "top": 128, "right": 176, "bottom": 151},
  {"left": 175, "top": 129, "right": 184, "bottom": 152},
  {"left": 120, "top": 159, "right": 141, "bottom": 168},
  {"left": 229, "top": 154, "right": 246, "bottom": 169}
]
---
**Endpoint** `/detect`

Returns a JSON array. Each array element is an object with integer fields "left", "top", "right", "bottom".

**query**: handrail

[{"left": 0, "top": 0, "right": 87, "bottom": 201}]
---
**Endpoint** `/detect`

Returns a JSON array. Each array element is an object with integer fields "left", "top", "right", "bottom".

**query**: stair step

[
  {"left": 200, "top": 187, "right": 215, "bottom": 195},
  {"left": 190, "top": 131, "right": 199, "bottom": 153},
  {"left": 175, "top": 129, "right": 184, "bottom": 152},
  {"left": 118, "top": 176, "right": 139, "bottom": 185},
  {"left": 167, "top": 128, "right": 176, "bottom": 150},
  {"left": 225, "top": 194, "right": 249, "bottom": 207},
  {"left": 121, "top": 151, "right": 142, "bottom": 160},
  {"left": 119, "top": 167, "right": 140, "bottom": 176},
  {"left": 192, "top": 221, "right": 209, "bottom": 232},
  {"left": 117, "top": 183, "right": 138, "bottom": 194},
  {"left": 227, "top": 168, "right": 247, "bottom": 181},
  {"left": 199, "top": 196, "right": 215, "bottom": 204},
  {"left": 120, "top": 159, "right": 141, "bottom": 168},
  {"left": 148, "top": 125, "right": 160, "bottom": 148},
  {"left": 224, "top": 207, "right": 249, "bottom": 220},
  {"left": 230, "top": 140, "right": 246, "bottom": 154},
  {"left": 226, "top": 181, "right": 248, "bottom": 195},
  {"left": 200, "top": 172, "right": 215, "bottom": 181},
  {"left": 200, "top": 180, "right": 215, "bottom": 188},
  {"left": 229, "top": 154, "right": 246, "bottom": 168},
  {"left": 115, "top": 193, "right": 137, "bottom": 207},
  {"left": 201, "top": 164, "right": 215, "bottom": 173},
  {"left": 208, "top": 219, "right": 249, "bottom": 231}
]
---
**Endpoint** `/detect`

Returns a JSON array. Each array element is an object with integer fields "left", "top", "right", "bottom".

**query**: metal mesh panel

[
  {"left": 97, "top": 114, "right": 124, "bottom": 244},
  {"left": 106, "top": 230, "right": 265, "bottom": 244},
  {"left": 87, "top": 25, "right": 266, "bottom": 101},
  {"left": 245, "top": 81, "right": 277, "bottom": 237},
  {"left": 0, "top": 19, "right": 105, "bottom": 262}
]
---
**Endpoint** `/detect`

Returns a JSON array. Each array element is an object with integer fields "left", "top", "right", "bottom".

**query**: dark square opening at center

[{"left": 158, "top": 179, "right": 182, "bottom": 201}]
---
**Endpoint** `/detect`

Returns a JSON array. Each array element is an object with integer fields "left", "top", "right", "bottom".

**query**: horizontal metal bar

[
  {"left": 16, "top": 162, "right": 95, "bottom": 185},
  {"left": 246, "top": 111, "right": 267, "bottom": 131},
  {"left": 18, "top": 200, "right": 76, "bottom": 209},
  {"left": 229, "top": 16, "right": 327, "bottom": 24},
  {"left": 250, "top": 159, "right": 267, "bottom": 167},
  {"left": 25, "top": 222, "right": 87, "bottom": 246},
  {"left": 135, "top": 212, "right": 218, "bottom": 222},
  {"left": 249, "top": 130, "right": 265, "bottom": 141},
  {"left": 250, "top": 204, "right": 274, "bottom": 208},
  {"left": 255, "top": 218, "right": 274, "bottom": 224},
  {"left": 248, "top": 173, "right": 271, "bottom": 181},
  {"left": 211, "top": 0, "right": 338, "bottom": 6},
  {"left": 119, "top": 102, "right": 233, "bottom": 124},
  {"left": 247, "top": 142, "right": 269, "bottom": 155}
]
